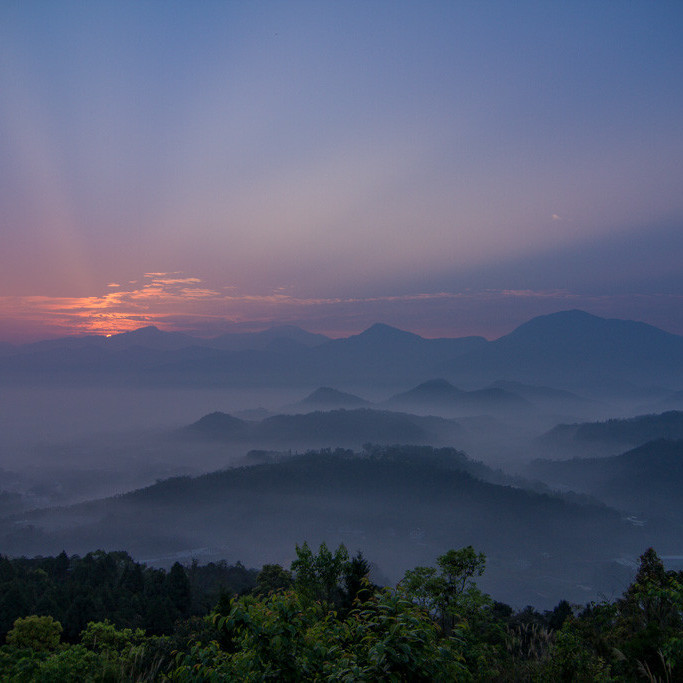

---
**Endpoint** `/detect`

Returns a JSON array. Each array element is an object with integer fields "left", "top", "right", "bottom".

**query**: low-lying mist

[
  {"left": 1, "top": 361, "right": 682, "bottom": 611},
  {"left": 0, "top": 379, "right": 672, "bottom": 509}
]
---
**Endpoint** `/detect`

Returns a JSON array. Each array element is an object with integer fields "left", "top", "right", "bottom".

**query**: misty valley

[
  {"left": 2, "top": 309, "right": 683, "bottom": 678},
  {"left": 4, "top": 0, "right": 683, "bottom": 676}
]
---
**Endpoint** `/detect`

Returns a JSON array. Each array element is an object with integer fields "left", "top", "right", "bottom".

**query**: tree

[
  {"left": 119, "top": 562, "right": 145, "bottom": 594},
  {"left": 210, "top": 590, "right": 324, "bottom": 680},
  {"left": 174, "top": 586, "right": 467, "bottom": 681},
  {"left": 342, "top": 551, "right": 373, "bottom": 611},
  {"left": 79, "top": 619, "right": 145, "bottom": 652},
  {"left": 328, "top": 588, "right": 467, "bottom": 680},
  {"left": 168, "top": 562, "right": 192, "bottom": 618},
  {"left": 254, "top": 563, "right": 293, "bottom": 596},
  {"left": 436, "top": 546, "right": 486, "bottom": 596},
  {"left": 291, "top": 541, "right": 350, "bottom": 606},
  {"left": 401, "top": 546, "right": 487, "bottom": 634},
  {"left": 0, "top": 555, "right": 17, "bottom": 582},
  {"left": 63, "top": 593, "right": 101, "bottom": 641},
  {"left": 6, "top": 615, "right": 62, "bottom": 651},
  {"left": 0, "top": 583, "right": 30, "bottom": 635},
  {"left": 613, "top": 548, "right": 683, "bottom": 679}
]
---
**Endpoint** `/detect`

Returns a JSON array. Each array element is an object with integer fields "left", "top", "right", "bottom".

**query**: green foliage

[
  {"left": 402, "top": 546, "right": 488, "bottom": 635},
  {"left": 291, "top": 541, "right": 350, "bottom": 606},
  {"left": 342, "top": 551, "right": 373, "bottom": 609},
  {"left": 172, "top": 586, "right": 466, "bottom": 681},
  {"left": 437, "top": 547, "right": 486, "bottom": 594},
  {"left": 6, "top": 615, "right": 62, "bottom": 651},
  {"left": 171, "top": 590, "right": 325, "bottom": 680},
  {"left": 171, "top": 639, "right": 232, "bottom": 681},
  {"left": 328, "top": 587, "right": 467, "bottom": 681},
  {"left": 1, "top": 544, "right": 680, "bottom": 681},
  {"left": 515, "top": 548, "right": 683, "bottom": 682},
  {"left": 0, "top": 645, "right": 47, "bottom": 681},
  {"left": 79, "top": 619, "right": 145, "bottom": 652},
  {"left": 612, "top": 548, "right": 683, "bottom": 679},
  {"left": 32, "top": 644, "right": 105, "bottom": 682},
  {"left": 186, "top": 558, "right": 258, "bottom": 614},
  {"left": 254, "top": 563, "right": 294, "bottom": 596},
  {"left": 216, "top": 589, "right": 326, "bottom": 679},
  {"left": 0, "top": 550, "right": 258, "bottom": 642},
  {"left": 539, "top": 628, "right": 613, "bottom": 682}
]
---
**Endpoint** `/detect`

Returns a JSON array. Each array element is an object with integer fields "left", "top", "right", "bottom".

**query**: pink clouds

[{"left": 1, "top": 271, "right": 682, "bottom": 343}]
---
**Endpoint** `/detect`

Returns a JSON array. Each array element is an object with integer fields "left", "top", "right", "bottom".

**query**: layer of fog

[
  {"left": 0, "top": 386, "right": 301, "bottom": 507},
  {"left": 0, "top": 378, "right": 662, "bottom": 513}
]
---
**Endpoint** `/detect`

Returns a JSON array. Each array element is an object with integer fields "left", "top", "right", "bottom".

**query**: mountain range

[
  {"left": 181, "top": 407, "right": 465, "bottom": 450},
  {"left": 382, "top": 378, "right": 533, "bottom": 416},
  {"left": 438, "top": 310, "right": 683, "bottom": 393},
  {"left": 288, "top": 387, "right": 370, "bottom": 410},
  {"left": 1, "top": 445, "right": 655, "bottom": 608},
  {"left": 534, "top": 410, "right": 683, "bottom": 458},
  {"left": 528, "top": 438, "right": 683, "bottom": 521},
  {"left": 1, "top": 310, "right": 682, "bottom": 396}
]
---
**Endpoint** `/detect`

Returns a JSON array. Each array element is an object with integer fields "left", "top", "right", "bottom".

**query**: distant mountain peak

[
  {"left": 185, "top": 411, "right": 248, "bottom": 437},
  {"left": 357, "top": 323, "right": 423, "bottom": 340},
  {"left": 102, "top": 324, "right": 199, "bottom": 351},
  {"left": 115, "top": 325, "right": 162, "bottom": 336},
  {"left": 299, "top": 386, "right": 369, "bottom": 407},
  {"left": 505, "top": 309, "right": 678, "bottom": 339},
  {"left": 544, "top": 309, "right": 597, "bottom": 321},
  {"left": 504, "top": 310, "right": 600, "bottom": 336}
]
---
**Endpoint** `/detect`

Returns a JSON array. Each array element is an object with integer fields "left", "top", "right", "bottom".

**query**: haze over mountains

[
  {"left": 182, "top": 407, "right": 465, "bottom": 450},
  {"left": 535, "top": 410, "right": 683, "bottom": 458},
  {"left": 2, "top": 309, "right": 683, "bottom": 608},
  {"left": 439, "top": 310, "right": 683, "bottom": 394},
  {"left": 383, "top": 378, "right": 533, "bottom": 417},
  {"left": 2, "top": 8, "right": 682, "bottom": 667},
  {"left": 287, "top": 386, "right": 371, "bottom": 411},
  {"left": 528, "top": 438, "right": 683, "bottom": 521},
  {"left": 3, "top": 310, "right": 682, "bottom": 397},
  {"left": 0, "top": 446, "right": 655, "bottom": 608}
]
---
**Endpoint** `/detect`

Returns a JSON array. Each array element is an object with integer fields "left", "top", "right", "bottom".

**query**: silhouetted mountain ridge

[
  {"left": 529, "top": 438, "right": 683, "bottom": 520},
  {"left": 440, "top": 310, "right": 683, "bottom": 392},
  {"left": 294, "top": 387, "right": 370, "bottom": 409},
  {"left": 536, "top": 410, "right": 683, "bottom": 457},
  {"left": 182, "top": 408, "right": 464, "bottom": 449},
  {"left": 3, "top": 446, "right": 651, "bottom": 607},
  {"left": 2, "top": 310, "right": 682, "bottom": 393},
  {"left": 384, "top": 379, "right": 532, "bottom": 416}
]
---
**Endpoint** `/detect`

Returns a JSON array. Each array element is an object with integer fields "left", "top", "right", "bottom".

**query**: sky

[{"left": 1, "top": 1, "right": 682, "bottom": 342}]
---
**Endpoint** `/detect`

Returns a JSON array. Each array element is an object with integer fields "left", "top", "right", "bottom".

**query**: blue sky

[{"left": 1, "top": 1, "right": 682, "bottom": 341}]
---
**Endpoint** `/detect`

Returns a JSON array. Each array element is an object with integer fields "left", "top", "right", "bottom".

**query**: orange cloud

[{"left": 2, "top": 273, "right": 681, "bottom": 342}]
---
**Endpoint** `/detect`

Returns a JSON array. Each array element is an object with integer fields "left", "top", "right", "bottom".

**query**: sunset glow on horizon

[
  {"left": 1, "top": 3, "right": 682, "bottom": 343},
  {"left": 1, "top": 271, "right": 682, "bottom": 344}
]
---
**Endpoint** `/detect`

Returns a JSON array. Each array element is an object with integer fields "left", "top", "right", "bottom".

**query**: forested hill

[
  {"left": 535, "top": 410, "right": 683, "bottom": 457},
  {"left": 529, "top": 438, "right": 683, "bottom": 519},
  {"left": 181, "top": 408, "right": 465, "bottom": 449},
  {"left": 4, "top": 446, "right": 653, "bottom": 608}
]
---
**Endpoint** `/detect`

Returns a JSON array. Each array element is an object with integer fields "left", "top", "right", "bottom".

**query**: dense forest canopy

[{"left": 0, "top": 545, "right": 681, "bottom": 680}]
